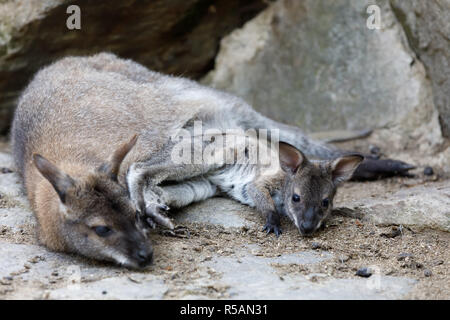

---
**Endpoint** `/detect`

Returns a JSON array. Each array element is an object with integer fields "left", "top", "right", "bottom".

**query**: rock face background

[
  {"left": 0, "top": 0, "right": 267, "bottom": 133},
  {"left": 204, "top": 0, "right": 448, "bottom": 144},
  {"left": 390, "top": 0, "right": 450, "bottom": 138},
  {"left": 0, "top": 0, "right": 448, "bottom": 140}
]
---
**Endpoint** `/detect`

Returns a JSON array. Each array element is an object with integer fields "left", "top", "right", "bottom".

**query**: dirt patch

[
  {"left": 132, "top": 204, "right": 448, "bottom": 299},
  {"left": 0, "top": 137, "right": 448, "bottom": 299}
]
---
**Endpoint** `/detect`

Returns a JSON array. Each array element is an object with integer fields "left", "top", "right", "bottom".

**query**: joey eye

[
  {"left": 93, "top": 226, "right": 113, "bottom": 237},
  {"left": 292, "top": 194, "right": 300, "bottom": 202},
  {"left": 322, "top": 198, "right": 330, "bottom": 208}
]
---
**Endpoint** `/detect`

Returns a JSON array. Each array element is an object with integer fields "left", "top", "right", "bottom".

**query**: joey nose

[
  {"left": 300, "top": 207, "right": 317, "bottom": 235},
  {"left": 300, "top": 221, "right": 315, "bottom": 235}
]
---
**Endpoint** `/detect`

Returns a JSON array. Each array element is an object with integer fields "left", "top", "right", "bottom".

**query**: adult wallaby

[
  {"left": 11, "top": 130, "right": 154, "bottom": 268},
  {"left": 12, "top": 53, "right": 413, "bottom": 266}
]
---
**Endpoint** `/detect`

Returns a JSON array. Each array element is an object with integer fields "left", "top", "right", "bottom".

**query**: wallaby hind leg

[
  {"left": 140, "top": 177, "right": 218, "bottom": 229},
  {"left": 159, "top": 177, "right": 218, "bottom": 208}
]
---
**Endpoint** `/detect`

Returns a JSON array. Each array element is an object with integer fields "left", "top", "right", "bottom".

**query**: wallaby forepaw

[
  {"left": 262, "top": 223, "right": 282, "bottom": 237},
  {"left": 144, "top": 203, "right": 174, "bottom": 230}
]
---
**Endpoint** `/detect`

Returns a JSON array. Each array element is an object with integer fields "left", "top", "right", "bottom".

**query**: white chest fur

[{"left": 208, "top": 164, "right": 257, "bottom": 207}]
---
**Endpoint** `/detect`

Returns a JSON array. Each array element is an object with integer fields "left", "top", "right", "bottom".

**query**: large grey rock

[
  {"left": 206, "top": 246, "right": 416, "bottom": 299},
  {"left": 0, "top": 207, "right": 35, "bottom": 232},
  {"left": 0, "top": 171, "right": 22, "bottom": 197},
  {"left": 0, "top": 152, "right": 28, "bottom": 206},
  {"left": 345, "top": 181, "right": 450, "bottom": 232},
  {"left": 390, "top": 0, "right": 450, "bottom": 138},
  {"left": 49, "top": 275, "right": 168, "bottom": 300},
  {"left": 0, "top": 241, "right": 167, "bottom": 299},
  {"left": 174, "top": 197, "right": 258, "bottom": 229},
  {"left": 0, "top": 151, "right": 14, "bottom": 168},
  {"left": 204, "top": 0, "right": 442, "bottom": 144},
  {"left": 0, "top": 0, "right": 267, "bottom": 134},
  {"left": 0, "top": 241, "right": 112, "bottom": 282}
]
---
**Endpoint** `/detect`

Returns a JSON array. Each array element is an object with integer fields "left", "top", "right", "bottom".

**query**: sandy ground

[{"left": 0, "top": 136, "right": 448, "bottom": 299}]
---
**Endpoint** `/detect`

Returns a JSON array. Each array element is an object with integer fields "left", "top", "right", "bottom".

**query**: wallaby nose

[{"left": 136, "top": 248, "right": 153, "bottom": 266}]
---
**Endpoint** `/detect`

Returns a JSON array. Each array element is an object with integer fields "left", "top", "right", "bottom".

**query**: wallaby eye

[
  {"left": 322, "top": 198, "right": 330, "bottom": 208},
  {"left": 292, "top": 194, "right": 300, "bottom": 202},
  {"left": 93, "top": 226, "right": 113, "bottom": 237}
]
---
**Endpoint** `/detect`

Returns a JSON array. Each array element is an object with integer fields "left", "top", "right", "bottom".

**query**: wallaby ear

[
  {"left": 331, "top": 154, "right": 364, "bottom": 185},
  {"left": 278, "top": 142, "right": 307, "bottom": 174},
  {"left": 33, "top": 154, "right": 76, "bottom": 203},
  {"left": 99, "top": 134, "right": 138, "bottom": 181}
]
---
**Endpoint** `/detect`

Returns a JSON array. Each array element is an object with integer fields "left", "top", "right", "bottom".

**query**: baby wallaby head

[
  {"left": 278, "top": 142, "right": 363, "bottom": 236},
  {"left": 33, "top": 135, "right": 153, "bottom": 269}
]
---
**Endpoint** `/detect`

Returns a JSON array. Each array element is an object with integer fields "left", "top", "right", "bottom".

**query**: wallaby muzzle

[
  {"left": 299, "top": 206, "right": 321, "bottom": 235},
  {"left": 134, "top": 246, "right": 154, "bottom": 268}
]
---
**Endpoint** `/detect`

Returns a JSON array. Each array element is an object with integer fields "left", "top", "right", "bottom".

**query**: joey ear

[
  {"left": 99, "top": 134, "right": 138, "bottom": 181},
  {"left": 278, "top": 142, "right": 307, "bottom": 174},
  {"left": 33, "top": 154, "right": 76, "bottom": 203},
  {"left": 331, "top": 154, "right": 364, "bottom": 185}
]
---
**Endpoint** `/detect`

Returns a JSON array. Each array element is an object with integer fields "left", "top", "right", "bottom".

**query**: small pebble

[
  {"left": 380, "top": 227, "right": 402, "bottom": 238},
  {"left": 337, "top": 255, "right": 350, "bottom": 263},
  {"left": 369, "top": 145, "right": 380, "bottom": 155},
  {"left": 311, "top": 242, "right": 321, "bottom": 250},
  {"left": 424, "top": 269, "right": 432, "bottom": 277},
  {"left": 397, "top": 252, "right": 413, "bottom": 261},
  {"left": 432, "top": 260, "right": 444, "bottom": 266},
  {"left": 355, "top": 267, "right": 372, "bottom": 278},
  {"left": 423, "top": 166, "right": 434, "bottom": 176},
  {"left": 28, "top": 256, "right": 45, "bottom": 264},
  {"left": 128, "top": 276, "right": 142, "bottom": 284},
  {"left": 401, "top": 261, "right": 423, "bottom": 270},
  {"left": 0, "top": 288, "right": 13, "bottom": 294},
  {"left": 102, "top": 290, "right": 107, "bottom": 295}
]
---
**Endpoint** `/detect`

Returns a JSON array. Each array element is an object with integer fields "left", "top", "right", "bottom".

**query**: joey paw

[
  {"left": 262, "top": 223, "right": 282, "bottom": 237},
  {"left": 161, "top": 225, "right": 190, "bottom": 238}
]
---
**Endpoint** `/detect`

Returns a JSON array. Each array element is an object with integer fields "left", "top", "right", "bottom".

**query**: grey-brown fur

[
  {"left": 12, "top": 52, "right": 414, "bottom": 258},
  {"left": 131, "top": 133, "right": 363, "bottom": 236}
]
